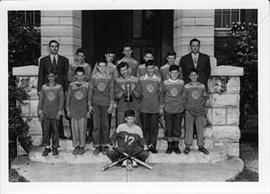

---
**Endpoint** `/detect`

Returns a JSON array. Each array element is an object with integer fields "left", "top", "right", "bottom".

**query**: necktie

[
  {"left": 193, "top": 55, "right": 198, "bottom": 68},
  {"left": 53, "top": 56, "right": 57, "bottom": 65}
]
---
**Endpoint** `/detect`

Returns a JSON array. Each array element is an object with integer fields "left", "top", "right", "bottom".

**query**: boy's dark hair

[
  {"left": 123, "top": 43, "right": 133, "bottom": 50},
  {"left": 145, "top": 59, "right": 154, "bottom": 67},
  {"left": 105, "top": 48, "right": 115, "bottom": 54},
  {"left": 48, "top": 67, "right": 57, "bottom": 76},
  {"left": 189, "top": 68, "right": 198, "bottom": 75},
  {"left": 97, "top": 58, "right": 107, "bottom": 66},
  {"left": 190, "top": 38, "right": 200, "bottom": 46},
  {"left": 117, "top": 62, "right": 129, "bottom": 75},
  {"left": 144, "top": 49, "right": 153, "bottom": 56},
  {"left": 76, "top": 48, "right": 86, "bottom": 55},
  {"left": 124, "top": 109, "right": 135, "bottom": 118},
  {"left": 49, "top": 40, "right": 59, "bottom": 47},
  {"left": 74, "top": 66, "right": 85, "bottom": 75},
  {"left": 167, "top": 50, "right": 176, "bottom": 57},
  {"left": 169, "top": 65, "right": 180, "bottom": 72}
]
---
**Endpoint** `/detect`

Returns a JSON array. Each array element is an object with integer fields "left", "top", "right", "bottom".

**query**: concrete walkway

[{"left": 12, "top": 155, "right": 244, "bottom": 182}]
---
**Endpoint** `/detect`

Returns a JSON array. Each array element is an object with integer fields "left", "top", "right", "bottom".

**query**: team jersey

[
  {"left": 136, "top": 64, "right": 160, "bottom": 78},
  {"left": 68, "top": 62, "right": 92, "bottom": 82},
  {"left": 183, "top": 82, "right": 208, "bottom": 116},
  {"left": 115, "top": 75, "right": 141, "bottom": 111},
  {"left": 111, "top": 123, "right": 145, "bottom": 151},
  {"left": 88, "top": 72, "right": 114, "bottom": 107},
  {"left": 66, "top": 81, "right": 88, "bottom": 119},
  {"left": 163, "top": 79, "right": 185, "bottom": 113},
  {"left": 139, "top": 74, "right": 163, "bottom": 113},
  {"left": 38, "top": 83, "right": 64, "bottom": 119},
  {"left": 160, "top": 63, "right": 183, "bottom": 81},
  {"left": 117, "top": 57, "right": 139, "bottom": 77}
]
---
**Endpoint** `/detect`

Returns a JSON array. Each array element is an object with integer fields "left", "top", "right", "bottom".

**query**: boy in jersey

[
  {"left": 115, "top": 62, "right": 141, "bottom": 126},
  {"left": 139, "top": 59, "right": 163, "bottom": 154},
  {"left": 163, "top": 65, "right": 185, "bottom": 154},
  {"left": 66, "top": 67, "right": 90, "bottom": 155},
  {"left": 107, "top": 110, "right": 149, "bottom": 167},
  {"left": 160, "top": 51, "right": 183, "bottom": 81},
  {"left": 88, "top": 59, "right": 114, "bottom": 155},
  {"left": 183, "top": 69, "right": 209, "bottom": 155},
  {"left": 136, "top": 50, "right": 160, "bottom": 78},
  {"left": 117, "top": 43, "right": 139, "bottom": 77},
  {"left": 38, "top": 67, "right": 64, "bottom": 156}
]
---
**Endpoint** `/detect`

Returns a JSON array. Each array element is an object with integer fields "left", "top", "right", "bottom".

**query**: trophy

[{"left": 124, "top": 83, "right": 133, "bottom": 102}]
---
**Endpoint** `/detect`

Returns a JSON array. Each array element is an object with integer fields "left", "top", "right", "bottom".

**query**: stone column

[
  {"left": 40, "top": 11, "right": 82, "bottom": 63},
  {"left": 173, "top": 10, "right": 215, "bottom": 61},
  {"left": 206, "top": 65, "right": 244, "bottom": 157}
]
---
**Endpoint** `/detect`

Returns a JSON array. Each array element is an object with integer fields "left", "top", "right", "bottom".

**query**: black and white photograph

[{"left": 0, "top": 0, "right": 269, "bottom": 194}]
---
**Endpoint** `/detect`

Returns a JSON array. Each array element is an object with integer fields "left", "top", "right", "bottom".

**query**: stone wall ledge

[
  {"left": 211, "top": 65, "right": 244, "bottom": 76},
  {"left": 13, "top": 65, "right": 38, "bottom": 77}
]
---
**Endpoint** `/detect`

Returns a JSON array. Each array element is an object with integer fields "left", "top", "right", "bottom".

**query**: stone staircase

[{"left": 27, "top": 118, "right": 230, "bottom": 164}]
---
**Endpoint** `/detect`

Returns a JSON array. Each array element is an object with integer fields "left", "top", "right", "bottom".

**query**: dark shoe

[
  {"left": 93, "top": 147, "right": 101, "bottom": 155},
  {"left": 52, "top": 148, "right": 59, "bottom": 155},
  {"left": 78, "top": 147, "right": 85, "bottom": 155},
  {"left": 42, "top": 147, "right": 51, "bottom": 156},
  {"left": 184, "top": 147, "right": 190, "bottom": 155},
  {"left": 148, "top": 145, "right": 158, "bottom": 154},
  {"left": 174, "top": 141, "right": 181, "bottom": 154},
  {"left": 165, "top": 142, "right": 173, "bottom": 154},
  {"left": 102, "top": 147, "right": 108, "bottom": 155},
  {"left": 72, "top": 146, "right": 80, "bottom": 155},
  {"left": 60, "top": 136, "right": 68, "bottom": 140},
  {"left": 198, "top": 147, "right": 209, "bottom": 155}
]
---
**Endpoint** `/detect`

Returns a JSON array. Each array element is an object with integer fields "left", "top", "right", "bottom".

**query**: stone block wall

[
  {"left": 40, "top": 11, "right": 82, "bottom": 63},
  {"left": 205, "top": 65, "right": 243, "bottom": 157}
]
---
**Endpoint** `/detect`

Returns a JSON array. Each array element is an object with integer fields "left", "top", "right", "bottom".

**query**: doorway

[{"left": 82, "top": 10, "right": 173, "bottom": 68}]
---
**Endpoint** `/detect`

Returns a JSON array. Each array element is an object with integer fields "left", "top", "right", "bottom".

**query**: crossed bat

[{"left": 102, "top": 147, "right": 153, "bottom": 171}]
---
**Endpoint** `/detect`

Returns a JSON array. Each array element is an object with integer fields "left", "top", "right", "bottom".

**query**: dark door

[{"left": 82, "top": 10, "right": 173, "bottom": 68}]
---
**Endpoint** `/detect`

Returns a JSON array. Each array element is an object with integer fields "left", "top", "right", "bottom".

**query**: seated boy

[{"left": 107, "top": 110, "right": 149, "bottom": 167}]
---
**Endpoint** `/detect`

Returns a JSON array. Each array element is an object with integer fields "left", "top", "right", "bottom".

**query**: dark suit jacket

[
  {"left": 179, "top": 52, "right": 210, "bottom": 86},
  {"left": 38, "top": 55, "right": 69, "bottom": 92}
]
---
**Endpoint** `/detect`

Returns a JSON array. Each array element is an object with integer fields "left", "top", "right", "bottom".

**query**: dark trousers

[
  {"left": 140, "top": 112, "right": 159, "bottom": 148},
  {"left": 43, "top": 118, "right": 59, "bottom": 148},
  {"left": 92, "top": 105, "right": 110, "bottom": 148},
  {"left": 107, "top": 146, "right": 149, "bottom": 162},
  {"left": 164, "top": 112, "right": 184, "bottom": 142}
]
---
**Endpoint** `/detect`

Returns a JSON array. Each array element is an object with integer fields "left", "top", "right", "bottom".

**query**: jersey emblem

[
  {"left": 170, "top": 87, "right": 178, "bottom": 97},
  {"left": 191, "top": 90, "right": 200, "bottom": 99},
  {"left": 146, "top": 84, "right": 155, "bottom": 93},
  {"left": 47, "top": 92, "right": 56, "bottom": 101},
  {"left": 97, "top": 82, "right": 106, "bottom": 91},
  {"left": 75, "top": 91, "right": 84, "bottom": 100}
]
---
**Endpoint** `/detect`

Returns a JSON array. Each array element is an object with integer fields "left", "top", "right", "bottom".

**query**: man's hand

[
  {"left": 88, "top": 105, "right": 94, "bottom": 114},
  {"left": 56, "top": 111, "right": 62, "bottom": 120},
  {"left": 143, "top": 145, "right": 149, "bottom": 151},
  {"left": 107, "top": 106, "right": 113, "bottom": 114}
]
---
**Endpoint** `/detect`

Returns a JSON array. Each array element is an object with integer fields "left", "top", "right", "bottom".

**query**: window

[
  {"left": 11, "top": 11, "right": 40, "bottom": 27},
  {"left": 215, "top": 9, "right": 241, "bottom": 29}
]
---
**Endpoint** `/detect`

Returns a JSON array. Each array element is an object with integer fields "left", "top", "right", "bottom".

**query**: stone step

[{"left": 29, "top": 145, "right": 228, "bottom": 164}]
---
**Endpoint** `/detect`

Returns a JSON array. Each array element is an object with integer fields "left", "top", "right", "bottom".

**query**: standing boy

[
  {"left": 117, "top": 44, "right": 139, "bottom": 77},
  {"left": 160, "top": 51, "right": 183, "bottom": 81},
  {"left": 107, "top": 110, "right": 149, "bottom": 168},
  {"left": 38, "top": 67, "right": 64, "bottom": 156},
  {"left": 88, "top": 59, "right": 114, "bottom": 155},
  {"left": 162, "top": 65, "right": 185, "bottom": 154},
  {"left": 139, "top": 60, "right": 163, "bottom": 153},
  {"left": 136, "top": 50, "right": 159, "bottom": 78},
  {"left": 66, "top": 67, "right": 90, "bottom": 155},
  {"left": 182, "top": 69, "right": 209, "bottom": 155},
  {"left": 115, "top": 62, "right": 141, "bottom": 126}
]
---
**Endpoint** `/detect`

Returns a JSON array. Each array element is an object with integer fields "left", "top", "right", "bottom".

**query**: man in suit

[
  {"left": 179, "top": 38, "right": 211, "bottom": 87},
  {"left": 38, "top": 40, "right": 69, "bottom": 140}
]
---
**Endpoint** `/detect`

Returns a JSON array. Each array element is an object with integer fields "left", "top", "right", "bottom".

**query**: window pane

[
  {"left": 223, "top": 9, "right": 231, "bottom": 28},
  {"left": 34, "top": 11, "right": 41, "bottom": 27},
  {"left": 215, "top": 9, "right": 222, "bottom": 28},
  {"left": 133, "top": 10, "right": 142, "bottom": 38},
  {"left": 231, "top": 9, "right": 239, "bottom": 24}
]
